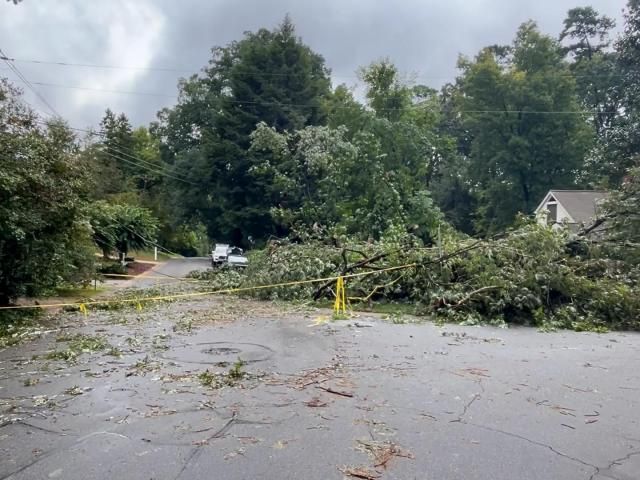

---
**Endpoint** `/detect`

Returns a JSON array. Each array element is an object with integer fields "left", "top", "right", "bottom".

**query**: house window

[{"left": 546, "top": 202, "right": 557, "bottom": 225}]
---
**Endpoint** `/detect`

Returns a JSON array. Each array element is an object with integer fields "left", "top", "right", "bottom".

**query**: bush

[
  {"left": 187, "top": 265, "right": 246, "bottom": 291},
  {"left": 98, "top": 262, "right": 127, "bottom": 275}
]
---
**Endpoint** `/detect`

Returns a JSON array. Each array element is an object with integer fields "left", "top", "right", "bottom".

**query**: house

[{"left": 534, "top": 190, "right": 608, "bottom": 231}]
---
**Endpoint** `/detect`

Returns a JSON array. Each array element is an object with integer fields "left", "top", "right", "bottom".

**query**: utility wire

[
  {"left": 105, "top": 144, "right": 190, "bottom": 181},
  {"left": 31, "top": 81, "right": 177, "bottom": 98},
  {"left": 17, "top": 79, "right": 615, "bottom": 115},
  {"left": 31, "top": 118, "right": 195, "bottom": 185},
  {"left": 1, "top": 55, "right": 633, "bottom": 80},
  {"left": 120, "top": 224, "right": 181, "bottom": 258},
  {"left": 80, "top": 129, "right": 196, "bottom": 185},
  {"left": 99, "top": 148, "right": 198, "bottom": 186},
  {"left": 0, "top": 47, "right": 61, "bottom": 117},
  {"left": 0, "top": 56, "right": 194, "bottom": 73}
]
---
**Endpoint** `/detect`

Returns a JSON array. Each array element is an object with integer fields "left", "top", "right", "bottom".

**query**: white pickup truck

[{"left": 211, "top": 244, "right": 248, "bottom": 268}]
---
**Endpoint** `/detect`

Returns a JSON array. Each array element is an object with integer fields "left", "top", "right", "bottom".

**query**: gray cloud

[{"left": 0, "top": 0, "right": 627, "bottom": 128}]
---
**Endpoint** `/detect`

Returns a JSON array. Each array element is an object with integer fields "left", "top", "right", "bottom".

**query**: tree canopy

[{"left": 157, "top": 16, "right": 332, "bottom": 245}]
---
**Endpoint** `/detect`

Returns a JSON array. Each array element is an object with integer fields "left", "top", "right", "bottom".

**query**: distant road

[{"left": 129, "top": 257, "right": 211, "bottom": 288}]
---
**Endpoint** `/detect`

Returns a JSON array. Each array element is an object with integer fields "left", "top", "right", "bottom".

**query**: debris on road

[
  {"left": 339, "top": 466, "right": 381, "bottom": 480},
  {"left": 317, "top": 386, "right": 354, "bottom": 398},
  {"left": 305, "top": 397, "right": 328, "bottom": 407}
]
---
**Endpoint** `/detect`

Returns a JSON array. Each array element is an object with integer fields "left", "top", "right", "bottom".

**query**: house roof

[{"left": 536, "top": 190, "right": 609, "bottom": 224}]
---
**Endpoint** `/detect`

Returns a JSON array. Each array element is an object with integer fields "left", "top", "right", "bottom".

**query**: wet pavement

[{"left": 1, "top": 295, "right": 639, "bottom": 480}]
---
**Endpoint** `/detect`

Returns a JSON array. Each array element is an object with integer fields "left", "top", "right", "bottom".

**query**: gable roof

[{"left": 535, "top": 190, "right": 609, "bottom": 224}]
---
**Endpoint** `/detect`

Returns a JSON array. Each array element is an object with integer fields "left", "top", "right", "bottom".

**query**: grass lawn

[{"left": 55, "top": 286, "right": 107, "bottom": 298}]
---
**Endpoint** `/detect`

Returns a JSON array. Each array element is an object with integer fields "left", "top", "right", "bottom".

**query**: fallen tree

[{"left": 190, "top": 169, "right": 640, "bottom": 331}]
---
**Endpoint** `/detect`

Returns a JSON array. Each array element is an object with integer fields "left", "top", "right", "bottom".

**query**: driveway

[
  {"left": 124, "top": 257, "right": 211, "bottom": 289},
  {"left": 1, "top": 295, "right": 639, "bottom": 480}
]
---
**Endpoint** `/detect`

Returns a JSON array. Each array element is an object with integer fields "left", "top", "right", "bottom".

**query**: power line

[
  {"left": 60, "top": 124, "right": 196, "bottom": 185},
  {"left": 2, "top": 55, "right": 633, "bottom": 80},
  {"left": 0, "top": 47, "right": 61, "bottom": 117},
  {"left": 0, "top": 56, "right": 194, "bottom": 73},
  {"left": 120, "top": 223, "right": 181, "bottom": 258},
  {"left": 100, "top": 148, "right": 198, "bottom": 186},
  {"left": 31, "top": 81, "right": 177, "bottom": 98},
  {"left": 31, "top": 118, "right": 197, "bottom": 186},
  {"left": 18, "top": 79, "right": 617, "bottom": 115}
]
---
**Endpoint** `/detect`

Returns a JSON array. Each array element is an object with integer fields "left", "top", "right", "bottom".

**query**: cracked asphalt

[{"left": 1, "top": 275, "right": 639, "bottom": 479}]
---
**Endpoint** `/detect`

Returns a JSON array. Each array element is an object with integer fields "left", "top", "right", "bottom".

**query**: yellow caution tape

[{"left": 0, "top": 263, "right": 418, "bottom": 313}]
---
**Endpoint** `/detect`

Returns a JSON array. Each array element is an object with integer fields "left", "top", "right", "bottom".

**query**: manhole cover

[
  {"left": 203, "top": 347, "right": 242, "bottom": 356},
  {"left": 160, "top": 342, "right": 274, "bottom": 365}
]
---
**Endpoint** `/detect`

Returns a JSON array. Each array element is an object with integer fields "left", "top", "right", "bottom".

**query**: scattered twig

[
  {"left": 562, "top": 384, "right": 593, "bottom": 393},
  {"left": 339, "top": 466, "right": 380, "bottom": 480},
  {"left": 305, "top": 397, "right": 328, "bottom": 408},
  {"left": 316, "top": 386, "right": 353, "bottom": 398}
]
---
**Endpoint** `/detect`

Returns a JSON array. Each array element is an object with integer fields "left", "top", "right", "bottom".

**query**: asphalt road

[
  {"left": 1, "top": 292, "right": 639, "bottom": 479},
  {"left": 126, "top": 257, "right": 211, "bottom": 288}
]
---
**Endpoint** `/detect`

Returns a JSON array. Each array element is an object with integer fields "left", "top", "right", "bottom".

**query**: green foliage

[
  {"left": 97, "top": 262, "right": 128, "bottom": 275},
  {"left": 424, "top": 224, "right": 638, "bottom": 329},
  {"left": 560, "top": 7, "right": 618, "bottom": 138},
  {"left": 250, "top": 121, "right": 450, "bottom": 243},
  {"left": 594, "top": 0, "right": 640, "bottom": 184},
  {"left": 242, "top": 243, "right": 342, "bottom": 300},
  {"left": 455, "top": 22, "right": 592, "bottom": 233},
  {"left": 187, "top": 264, "right": 246, "bottom": 290},
  {"left": 606, "top": 167, "right": 640, "bottom": 244},
  {"left": 197, "top": 219, "right": 640, "bottom": 331},
  {"left": 228, "top": 358, "right": 246, "bottom": 380},
  {"left": 198, "top": 358, "right": 246, "bottom": 388},
  {"left": 0, "top": 80, "right": 95, "bottom": 305},
  {"left": 89, "top": 109, "right": 135, "bottom": 199},
  {"left": 157, "top": 16, "right": 332, "bottom": 245},
  {"left": 48, "top": 334, "right": 110, "bottom": 362},
  {"left": 87, "top": 201, "right": 159, "bottom": 258},
  {"left": 162, "top": 222, "right": 208, "bottom": 257},
  {"left": 358, "top": 59, "right": 411, "bottom": 121},
  {"left": 0, "top": 309, "right": 42, "bottom": 347}
]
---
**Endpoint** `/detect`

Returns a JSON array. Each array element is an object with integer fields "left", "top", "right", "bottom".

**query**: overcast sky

[{"left": 0, "top": 0, "right": 628, "bottom": 128}]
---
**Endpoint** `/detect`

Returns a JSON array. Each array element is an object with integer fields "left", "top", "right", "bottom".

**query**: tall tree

[
  {"left": 560, "top": 7, "right": 618, "bottom": 137},
  {"left": 89, "top": 109, "right": 137, "bottom": 199},
  {"left": 358, "top": 59, "right": 411, "bottom": 122},
  {"left": 158, "top": 16, "right": 331, "bottom": 245},
  {"left": 602, "top": 0, "right": 640, "bottom": 183},
  {"left": 0, "top": 80, "right": 93, "bottom": 304},
  {"left": 457, "top": 22, "right": 592, "bottom": 233}
]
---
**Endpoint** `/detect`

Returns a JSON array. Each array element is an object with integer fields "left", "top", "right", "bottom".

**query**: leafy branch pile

[{"left": 195, "top": 198, "right": 640, "bottom": 330}]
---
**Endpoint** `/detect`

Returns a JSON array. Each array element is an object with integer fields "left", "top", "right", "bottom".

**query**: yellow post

[{"left": 333, "top": 276, "right": 347, "bottom": 315}]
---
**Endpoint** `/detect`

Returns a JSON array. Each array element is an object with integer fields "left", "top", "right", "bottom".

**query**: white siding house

[{"left": 534, "top": 190, "right": 608, "bottom": 231}]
